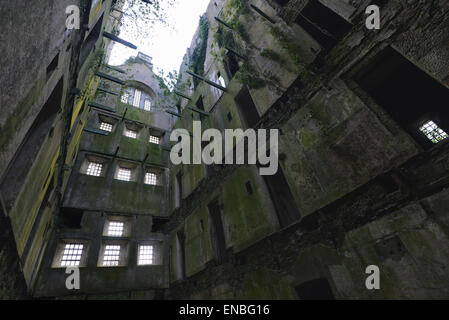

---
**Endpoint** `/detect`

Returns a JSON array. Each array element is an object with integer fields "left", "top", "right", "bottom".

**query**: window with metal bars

[
  {"left": 60, "top": 244, "right": 84, "bottom": 267},
  {"left": 145, "top": 172, "right": 158, "bottom": 185},
  {"left": 99, "top": 122, "right": 113, "bottom": 132},
  {"left": 419, "top": 120, "right": 448, "bottom": 144},
  {"left": 121, "top": 92, "right": 129, "bottom": 104},
  {"left": 149, "top": 135, "right": 160, "bottom": 144},
  {"left": 138, "top": 245, "right": 154, "bottom": 265},
  {"left": 116, "top": 168, "right": 132, "bottom": 181},
  {"left": 107, "top": 221, "right": 124, "bottom": 237},
  {"left": 102, "top": 245, "right": 121, "bottom": 266},
  {"left": 124, "top": 128, "right": 138, "bottom": 139},
  {"left": 86, "top": 162, "right": 103, "bottom": 177}
]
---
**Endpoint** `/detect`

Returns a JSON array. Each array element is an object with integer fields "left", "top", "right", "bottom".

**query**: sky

[{"left": 108, "top": 0, "right": 211, "bottom": 77}]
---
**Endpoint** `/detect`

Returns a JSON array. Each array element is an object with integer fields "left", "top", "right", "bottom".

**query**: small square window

[
  {"left": 86, "top": 162, "right": 103, "bottom": 177},
  {"left": 99, "top": 122, "right": 113, "bottom": 132},
  {"left": 124, "top": 128, "right": 138, "bottom": 139},
  {"left": 121, "top": 92, "right": 129, "bottom": 104},
  {"left": 102, "top": 245, "right": 121, "bottom": 266},
  {"left": 145, "top": 172, "right": 158, "bottom": 185},
  {"left": 107, "top": 221, "right": 124, "bottom": 237},
  {"left": 149, "top": 135, "right": 160, "bottom": 144},
  {"left": 419, "top": 120, "right": 448, "bottom": 144},
  {"left": 61, "top": 244, "right": 84, "bottom": 267},
  {"left": 138, "top": 245, "right": 154, "bottom": 265},
  {"left": 117, "top": 168, "right": 132, "bottom": 181},
  {"left": 144, "top": 100, "right": 152, "bottom": 111}
]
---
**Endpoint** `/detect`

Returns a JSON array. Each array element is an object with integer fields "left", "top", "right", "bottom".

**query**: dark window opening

[
  {"left": 235, "top": 86, "right": 260, "bottom": 129},
  {"left": 207, "top": 200, "right": 227, "bottom": 263},
  {"left": 295, "top": 0, "right": 352, "bottom": 51},
  {"left": 245, "top": 181, "right": 254, "bottom": 195},
  {"left": 152, "top": 217, "right": 169, "bottom": 232},
  {"left": 224, "top": 51, "right": 240, "bottom": 79},
  {"left": 176, "top": 229, "right": 186, "bottom": 280},
  {"left": 46, "top": 53, "right": 59, "bottom": 81},
  {"left": 354, "top": 47, "right": 449, "bottom": 150},
  {"left": 79, "top": 13, "right": 104, "bottom": 68},
  {"left": 196, "top": 96, "right": 206, "bottom": 122},
  {"left": 262, "top": 166, "right": 301, "bottom": 228},
  {"left": 0, "top": 78, "right": 64, "bottom": 211},
  {"left": 227, "top": 112, "right": 233, "bottom": 122},
  {"left": 60, "top": 207, "right": 84, "bottom": 229},
  {"left": 295, "top": 278, "right": 335, "bottom": 300}
]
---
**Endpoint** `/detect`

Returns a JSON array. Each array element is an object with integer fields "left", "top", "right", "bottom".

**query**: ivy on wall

[{"left": 189, "top": 15, "right": 210, "bottom": 87}]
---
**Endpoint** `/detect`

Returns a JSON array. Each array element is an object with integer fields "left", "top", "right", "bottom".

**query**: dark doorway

[
  {"left": 295, "top": 278, "right": 336, "bottom": 300},
  {"left": 295, "top": 0, "right": 352, "bottom": 51},
  {"left": 235, "top": 86, "right": 260, "bottom": 129},
  {"left": 176, "top": 229, "right": 186, "bottom": 280},
  {"left": 354, "top": 47, "right": 449, "bottom": 150},
  {"left": 207, "top": 200, "right": 227, "bottom": 263},
  {"left": 0, "top": 78, "right": 64, "bottom": 211},
  {"left": 262, "top": 166, "right": 301, "bottom": 228}
]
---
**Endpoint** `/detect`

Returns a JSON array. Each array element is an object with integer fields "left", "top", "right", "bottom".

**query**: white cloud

[{"left": 108, "top": 0, "right": 210, "bottom": 74}]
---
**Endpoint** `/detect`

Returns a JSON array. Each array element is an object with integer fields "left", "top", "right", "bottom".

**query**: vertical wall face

[
  {"left": 165, "top": 0, "right": 449, "bottom": 300},
  {"left": 34, "top": 50, "right": 176, "bottom": 296},
  {"left": 2, "top": 0, "right": 449, "bottom": 300}
]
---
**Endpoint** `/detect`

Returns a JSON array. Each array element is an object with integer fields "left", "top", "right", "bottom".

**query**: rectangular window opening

[
  {"left": 144, "top": 99, "right": 152, "bottom": 111},
  {"left": 99, "top": 122, "right": 113, "bottom": 132},
  {"left": 61, "top": 244, "right": 84, "bottom": 267},
  {"left": 116, "top": 167, "right": 132, "bottom": 181},
  {"left": 133, "top": 89, "right": 142, "bottom": 107},
  {"left": 86, "top": 162, "right": 103, "bottom": 177},
  {"left": 107, "top": 221, "right": 124, "bottom": 237},
  {"left": 295, "top": 0, "right": 352, "bottom": 51},
  {"left": 145, "top": 172, "right": 158, "bottom": 185},
  {"left": 149, "top": 135, "right": 160, "bottom": 145},
  {"left": 121, "top": 92, "right": 129, "bottom": 104},
  {"left": 138, "top": 245, "right": 154, "bottom": 265},
  {"left": 102, "top": 245, "right": 121, "bottom": 266},
  {"left": 353, "top": 47, "right": 449, "bottom": 150}
]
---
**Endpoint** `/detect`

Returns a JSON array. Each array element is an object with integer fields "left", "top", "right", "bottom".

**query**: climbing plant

[{"left": 189, "top": 15, "right": 210, "bottom": 87}]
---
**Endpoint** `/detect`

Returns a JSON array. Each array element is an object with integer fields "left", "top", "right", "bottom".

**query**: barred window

[
  {"left": 145, "top": 172, "right": 158, "bottom": 185},
  {"left": 107, "top": 221, "right": 124, "bottom": 237},
  {"left": 61, "top": 244, "right": 84, "bottom": 267},
  {"left": 117, "top": 168, "right": 132, "bottom": 181},
  {"left": 124, "top": 128, "right": 138, "bottom": 139},
  {"left": 149, "top": 135, "right": 160, "bottom": 144},
  {"left": 138, "top": 245, "right": 154, "bottom": 265},
  {"left": 121, "top": 92, "right": 129, "bottom": 104},
  {"left": 144, "top": 99, "right": 152, "bottom": 111},
  {"left": 419, "top": 120, "right": 448, "bottom": 144},
  {"left": 86, "top": 162, "right": 103, "bottom": 177},
  {"left": 102, "top": 245, "right": 121, "bottom": 266},
  {"left": 99, "top": 122, "right": 113, "bottom": 132}
]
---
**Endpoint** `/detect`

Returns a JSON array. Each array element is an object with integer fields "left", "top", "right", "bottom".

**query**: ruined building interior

[{"left": 1, "top": 0, "right": 449, "bottom": 300}]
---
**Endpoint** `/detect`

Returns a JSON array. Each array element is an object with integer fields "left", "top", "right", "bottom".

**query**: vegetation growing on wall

[{"left": 189, "top": 15, "right": 210, "bottom": 87}]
